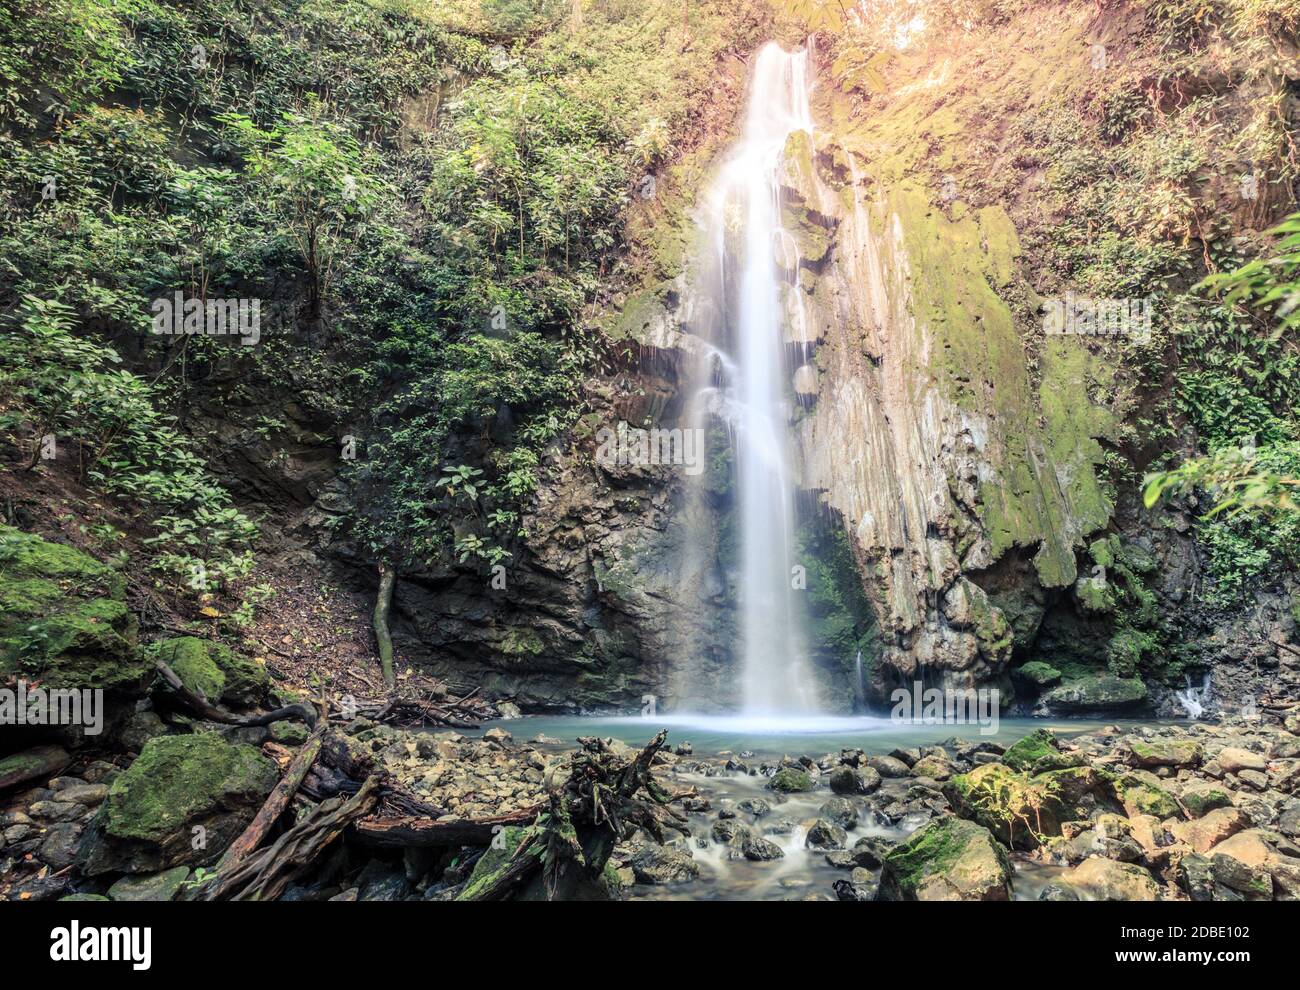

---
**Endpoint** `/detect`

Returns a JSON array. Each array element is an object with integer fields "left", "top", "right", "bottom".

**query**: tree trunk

[{"left": 373, "top": 562, "right": 396, "bottom": 691}]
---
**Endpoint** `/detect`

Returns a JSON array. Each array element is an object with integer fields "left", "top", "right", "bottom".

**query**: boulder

[
  {"left": 1002, "top": 729, "right": 1060, "bottom": 772},
  {"left": 630, "top": 844, "right": 699, "bottom": 884},
  {"left": 944, "top": 763, "right": 1067, "bottom": 849},
  {"left": 829, "top": 764, "right": 881, "bottom": 795},
  {"left": 1043, "top": 675, "right": 1147, "bottom": 713},
  {"left": 817, "top": 797, "right": 859, "bottom": 829},
  {"left": 1180, "top": 780, "right": 1233, "bottom": 818},
  {"left": 1127, "top": 738, "right": 1203, "bottom": 770},
  {"left": 0, "top": 526, "right": 145, "bottom": 694},
  {"left": 741, "top": 833, "right": 784, "bottom": 862},
  {"left": 1012, "top": 661, "right": 1062, "bottom": 689},
  {"left": 1062, "top": 855, "right": 1162, "bottom": 900},
  {"left": 1217, "top": 747, "right": 1267, "bottom": 774},
  {"left": 805, "top": 819, "right": 848, "bottom": 850},
  {"left": 878, "top": 816, "right": 1012, "bottom": 901},
  {"left": 769, "top": 767, "right": 814, "bottom": 793},
  {"left": 1113, "top": 771, "right": 1181, "bottom": 820},
  {"left": 148, "top": 637, "right": 269, "bottom": 709},
  {"left": 867, "top": 755, "right": 911, "bottom": 779},
  {"left": 78, "top": 732, "right": 278, "bottom": 875},
  {"left": 1172, "top": 807, "right": 1247, "bottom": 854}
]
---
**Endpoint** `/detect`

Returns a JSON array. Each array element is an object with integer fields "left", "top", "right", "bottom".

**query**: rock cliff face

[{"left": 775, "top": 118, "right": 1115, "bottom": 699}]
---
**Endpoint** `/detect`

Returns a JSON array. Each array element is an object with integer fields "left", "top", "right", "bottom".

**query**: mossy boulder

[
  {"left": 78, "top": 732, "right": 278, "bottom": 875},
  {"left": 0, "top": 526, "right": 145, "bottom": 692},
  {"left": 1012, "top": 661, "right": 1061, "bottom": 689},
  {"left": 878, "top": 816, "right": 1012, "bottom": 901},
  {"left": 1127, "top": 737, "right": 1203, "bottom": 770},
  {"left": 1180, "top": 780, "right": 1233, "bottom": 818},
  {"left": 148, "top": 637, "right": 269, "bottom": 708},
  {"left": 1043, "top": 674, "right": 1147, "bottom": 713},
  {"left": 769, "top": 767, "right": 815, "bottom": 793},
  {"left": 1113, "top": 771, "right": 1182, "bottom": 820},
  {"left": 1002, "top": 729, "right": 1060, "bottom": 772},
  {"left": 944, "top": 763, "right": 1067, "bottom": 849}
]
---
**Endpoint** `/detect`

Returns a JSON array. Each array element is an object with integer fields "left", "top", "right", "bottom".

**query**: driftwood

[
  {"left": 153, "top": 658, "right": 318, "bottom": 728},
  {"left": 352, "top": 806, "right": 541, "bottom": 848},
  {"left": 218, "top": 725, "right": 327, "bottom": 871},
  {"left": 460, "top": 729, "right": 687, "bottom": 901},
  {"left": 194, "top": 775, "right": 381, "bottom": 901}
]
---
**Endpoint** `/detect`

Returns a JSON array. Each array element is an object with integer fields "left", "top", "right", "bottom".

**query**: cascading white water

[{"left": 695, "top": 43, "right": 817, "bottom": 714}]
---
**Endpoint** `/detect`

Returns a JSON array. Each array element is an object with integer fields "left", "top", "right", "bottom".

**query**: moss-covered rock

[
  {"left": 878, "top": 816, "right": 1012, "bottom": 901},
  {"left": 0, "top": 526, "right": 145, "bottom": 693},
  {"left": 1002, "top": 729, "right": 1060, "bottom": 772},
  {"left": 1113, "top": 771, "right": 1182, "bottom": 820},
  {"left": 1127, "top": 737, "right": 1203, "bottom": 770},
  {"left": 1012, "top": 661, "right": 1061, "bottom": 689},
  {"left": 1180, "top": 780, "right": 1233, "bottom": 818},
  {"left": 769, "top": 767, "right": 815, "bottom": 793},
  {"left": 1043, "top": 674, "right": 1147, "bottom": 713},
  {"left": 944, "top": 762, "right": 1067, "bottom": 849},
  {"left": 147, "top": 637, "right": 269, "bottom": 708},
  {"left": 78, "top": 732, "right": 278, "bottom": 875}
]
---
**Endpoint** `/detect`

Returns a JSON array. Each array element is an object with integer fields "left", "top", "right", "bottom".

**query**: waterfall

[
  {"left": 692, "top": 43, "right": 817, "bottom": 714},
  {"left": 1174, "top": 671, "right": 1212, "bottom": 719}
]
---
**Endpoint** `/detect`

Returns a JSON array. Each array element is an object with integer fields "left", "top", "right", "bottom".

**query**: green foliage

[{"left": 0, "top": 297, "right": 257, "bottom": 593}]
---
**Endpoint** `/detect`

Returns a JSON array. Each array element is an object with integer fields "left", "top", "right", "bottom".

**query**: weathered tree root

[
  {"left": 459, "top": 728, "right": 687, "bottom": 901},
  {"left": 154, "top": 658, "right": 318, "bottom": 728},
  {"left": 192, "top": 775, "right": 381, "bottom": 901}
]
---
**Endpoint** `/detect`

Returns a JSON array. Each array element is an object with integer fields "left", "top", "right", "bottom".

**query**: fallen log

[
  {"left": 0, "top": 744, "right": 71, "bottom": 792},
  {"left": 154, "top": 658, "right": 318, "bottom": 728},
  {"left": 194, "top": 775, "right": 381, "bottom": 901},
  {"left": 218, "top": 724, "right": 327, "bottom": 871},
  {"left": 352, "top": 806, "right": 541, "bottom": 848}
]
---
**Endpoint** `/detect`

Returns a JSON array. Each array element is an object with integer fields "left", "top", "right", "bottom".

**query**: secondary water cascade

[{"left": 691, "top": 43, "right": 819, "bottom": 714}]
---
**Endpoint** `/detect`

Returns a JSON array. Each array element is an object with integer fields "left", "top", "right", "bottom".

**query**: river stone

[
  {"left": 1211, "top": 852, "right": 1272, "bottom": 899},
  {"left": 630, "top": 844, "right": 699, "bottom": 884},
  {"left": 59, "top": 894, "right": 110, "bottom": 902},
  {"left": 1217, "top": 747, "right": 1267, "bottom": 773},
  {"left": 829, "top": 764, "right": 881, "bottom": 795},
  {"left": 867, "top": 755, "right": 910, "bottom": 779},
  {"left": 737, "top": 798, "right": 770, "bottom": 818},
  {"left": 38, "top": 822, "right": 85, "bottom": 869},
  {"left": 910, "top": 755, "right": 956, "bottom": 780},
  {"left": 1180, "top": 780, "right": 1233, "bottom": 817},
  {"left": 851, "top": 835, "right": 895, "bottom": 868},
  {"left": 818, "top": 797, "right": 859, "bottom": 829},
  {"left": 78, "top": 732, "right": 278, "bottom": 875},
  {"left": 805, "top": 819, "right": 848, "bottom": 850},
  {"left": 878, "top": 816, "right": 1012, "bottom": 901},
  {"left": 1038, "top": 883, "right": 1080, "bottom": 901},
  {"left": 1128, "top": 737, "right": 1203, "bottom": 769},
  {"left": 741, "top": 833, "right": 784, "bottom": 862},
  {"left": 108, "top": 866, "right": 191, "bottom": 902},
  {"left": 769, "top": 767, "right": 814, "bottom": 793},
  {"left": 1061, "top": 855, "right": 1162, "bottom": 901},
  {"left": 1172, "top": 807, "right": 1247, "bottom": 854}
]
